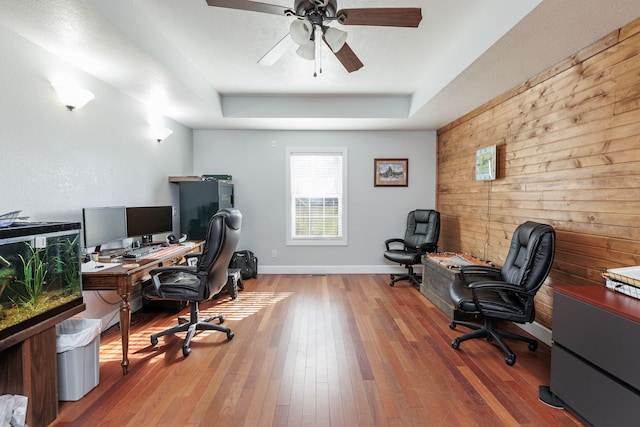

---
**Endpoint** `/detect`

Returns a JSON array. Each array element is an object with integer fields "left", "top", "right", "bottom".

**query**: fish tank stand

[{"left": 0, "top": 302, "right": 85, "bottom": 427}]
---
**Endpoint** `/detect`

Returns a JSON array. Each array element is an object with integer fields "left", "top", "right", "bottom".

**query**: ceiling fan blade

[
  {"left": 205, "top": 0, "right": 291, "bottom": 17},
  {"left": 327, "top": 40, "right": 363, "bottom": 73},
  {"left": 337, "top": 8, "right": 422, "bottom": 28},
  {"left": 258, "top": 33, "right": 296, "bottom": 66}
]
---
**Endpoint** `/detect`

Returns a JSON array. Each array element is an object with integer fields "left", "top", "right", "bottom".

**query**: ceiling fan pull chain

[{"left": 315, "top": 26, "right": 322, "bottom": 76}]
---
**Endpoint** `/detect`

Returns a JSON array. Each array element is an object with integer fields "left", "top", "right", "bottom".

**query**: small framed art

[
  {"left": 475, "top": 145, "right": 496, "bottom": 181},
  {"left": 374, "top": 158, "right": 408, "bottom": 187}
]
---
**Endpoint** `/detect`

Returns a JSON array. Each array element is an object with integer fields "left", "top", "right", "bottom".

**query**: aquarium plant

[{"left": 13, "top": 242, "right": 48, "bottom": 309}]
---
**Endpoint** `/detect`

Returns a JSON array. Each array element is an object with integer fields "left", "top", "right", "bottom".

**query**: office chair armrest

[
  {"left": 468, "top": 281, "right": 535, "bottom": 318},
  {"left": 149, "top": 265, "right": 198, "bottom": 292},
  {"left": 459, "top": 265, "right": 502, "bottom": 281},
  {"left": 418, "top": 242, "right": 437, "bottom": 254},
  {"left": 384, "top": 238, "right": 405, "bottom": 250},
  {"left": 149, "top": 265, "right": 197, "bottom": 277},
  {"left": 469, "top": 281, "right": 524, "bottom": 293},
  {"left": 184, "top": 252, "right": 202, "bottom": 267},
  {"left": 469, "top": 280, "right": 532, "bottom": 303}
]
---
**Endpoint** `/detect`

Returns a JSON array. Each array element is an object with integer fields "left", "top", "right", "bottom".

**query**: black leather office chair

[
  {"left": 384, "top": 209, "right": 440, "bottom": 287},
  {"left": 449, "top": 221, "right": 555, "bottom": 366},
  {"left": 143, "top": 208, "right": 242, "bottom": 357}
]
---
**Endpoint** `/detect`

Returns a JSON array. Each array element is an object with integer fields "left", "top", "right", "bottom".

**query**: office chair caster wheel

[
  {"left": 183, "top": 346, "right": 191, "bottom": 357},
  {"left": 505, "top": 354, "right": 516, "bottom": 366},
  {"left": 219, "top": 315, "right": 225, "bottom": 324},
  {"left": 529, "top": 342, "right": 538, "bottom": 352},
  {"left": 227, "top": 331, "right": 234, "bottom": 340},
  {"left": 449, "top": 321, "right": 457, "bottom": 329},
  {"left": 451, "top": 338, "right": 460, "bottom": 349},
  {"left": 151, "top": 336, "right": 158, "bottom": 346}
]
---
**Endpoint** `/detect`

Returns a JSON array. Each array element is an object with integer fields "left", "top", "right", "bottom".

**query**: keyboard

[{"left": 122, "top": 245, "right": 162, "bottom": 259}]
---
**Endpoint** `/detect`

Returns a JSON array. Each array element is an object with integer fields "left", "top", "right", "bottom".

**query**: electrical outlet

[
  {"left": 272, "top": 250, "right": 277, "bottom": 258},
  {"left": 271, "top": 140, "right": 277, "bottom": 147}
]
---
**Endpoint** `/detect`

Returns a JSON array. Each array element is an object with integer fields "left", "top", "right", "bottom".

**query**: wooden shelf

[{"left": 168, "top": 176, "right": 203, "bottom": 183}]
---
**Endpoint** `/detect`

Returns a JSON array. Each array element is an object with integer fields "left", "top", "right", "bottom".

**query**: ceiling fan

[{"left": 205, "top": 0, "right": 422, "bottom": 75}]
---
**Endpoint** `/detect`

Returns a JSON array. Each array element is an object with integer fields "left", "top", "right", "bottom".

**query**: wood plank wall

[{"left": 436, "top": 17, "right": 640, "bottom": 329}]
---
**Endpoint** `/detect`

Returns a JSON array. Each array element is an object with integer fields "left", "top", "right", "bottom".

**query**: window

[{"left": 286, "top": 147, "right": 347, "bottom": 245}]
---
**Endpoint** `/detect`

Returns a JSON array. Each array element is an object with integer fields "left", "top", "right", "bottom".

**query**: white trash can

[{"left": 55, "top": 318, "right": 102, "bottom": 401}]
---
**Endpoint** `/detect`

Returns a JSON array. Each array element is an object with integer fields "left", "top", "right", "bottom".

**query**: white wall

[
  {"left": 193, "top": 130, "right": 437, "bottom": 274},
  {"left": 0, "top": 26, "right": 194, "bottom": 328}
]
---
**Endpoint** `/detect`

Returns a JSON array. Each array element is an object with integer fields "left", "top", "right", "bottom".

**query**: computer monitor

[
  {"left": 126, "top": 206, "right": 173, "bottom": 244},
  {"left": 82, "top": 206, "right": 128, "bottom": 250}
]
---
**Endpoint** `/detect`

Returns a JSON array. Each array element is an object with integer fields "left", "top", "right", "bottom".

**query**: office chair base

[
  {"left": 450, "top": 318, "right": 538, "bottom": 366},
  {"left": 389, "top": 265, "right": 421, "bottom": 288},
  {"left": 150, "top": 301, "right": 234, "bottom": 357}
]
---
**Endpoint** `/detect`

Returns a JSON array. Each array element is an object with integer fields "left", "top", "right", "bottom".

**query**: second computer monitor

[{"left": 126, "top": 206, "right": 173, "bottom": 244}]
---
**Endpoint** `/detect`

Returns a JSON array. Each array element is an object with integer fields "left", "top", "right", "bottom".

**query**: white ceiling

[{"left": 2, "top": 0, "right": 640, "bottom": 131}]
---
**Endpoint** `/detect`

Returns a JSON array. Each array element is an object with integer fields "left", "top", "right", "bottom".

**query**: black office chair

[
  {"left": 384, "top": 209, "right": 440, "bottom": 287},
  {"left": 449, "top": 221, "right": 555, "bottom": 366},
  {"left": 143, "top": 208, "right": 242, "bottom": 357}
]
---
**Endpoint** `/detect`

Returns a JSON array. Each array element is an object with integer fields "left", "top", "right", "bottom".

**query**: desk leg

[{"left": 118, "top": 293, "right": 131, "bottom": 375}]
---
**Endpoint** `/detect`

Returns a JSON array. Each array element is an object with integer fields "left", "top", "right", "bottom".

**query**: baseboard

[
  {"left": 516, "top": 321, "right": 552, "bottom": 347},
  {"left": 258, "top": 265, "right": 406, "bottom": 275}
]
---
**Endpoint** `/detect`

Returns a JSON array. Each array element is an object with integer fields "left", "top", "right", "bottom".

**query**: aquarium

[{"left": 0, "top": 222, "right": 83, "bottom": 342}]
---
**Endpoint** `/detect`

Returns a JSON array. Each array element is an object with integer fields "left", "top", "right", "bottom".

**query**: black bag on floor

[{"left": 230, "top": 250, "right": 258, "bottom": 280}]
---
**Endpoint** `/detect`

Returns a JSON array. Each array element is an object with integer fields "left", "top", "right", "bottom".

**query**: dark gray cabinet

[
  {"left": 173, "top": 180, "right": 234, "bottom": 241},
  {"left": 551, "top": 286, "right": 640, "bottom": 426}
]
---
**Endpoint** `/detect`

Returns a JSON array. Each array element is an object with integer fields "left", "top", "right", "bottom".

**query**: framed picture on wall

[
  {"left": 475, "top": 145, "right": 496, "bottom": 181},
  {"left": 374, "top": 158, "right": 408, "bottom": 187}
]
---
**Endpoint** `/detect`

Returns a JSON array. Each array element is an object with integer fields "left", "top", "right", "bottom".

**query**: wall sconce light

[
  {"left": 151, "top": 127, "right": 173, "bottom": 142},
  {"left": 51, "top": 80, "right": 95, "bottom": 111}
]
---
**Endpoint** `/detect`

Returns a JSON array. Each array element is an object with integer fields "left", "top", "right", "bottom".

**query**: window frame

[{"left": 285, "top": 147, "right": 348, "bottom": 246}]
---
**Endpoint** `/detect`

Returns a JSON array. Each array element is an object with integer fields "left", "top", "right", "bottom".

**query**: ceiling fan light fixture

[
  {"left": 296, "top": 40, "right": 315, "bottom": 60},
  {"left": 290, "top": 19, "right": 313, "bottom": 45},
  {"left": 324, "top": 27, "right": 347, "bottom": 53}
]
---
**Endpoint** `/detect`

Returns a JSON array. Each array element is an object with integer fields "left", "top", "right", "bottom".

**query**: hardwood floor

[{"left": 51, "top": 274, "right": 581, "bottom": 426}]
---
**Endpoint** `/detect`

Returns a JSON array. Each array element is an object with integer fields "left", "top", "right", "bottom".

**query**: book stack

[{"left": 603, "top": 266, "right": 640, "bottom": 299}]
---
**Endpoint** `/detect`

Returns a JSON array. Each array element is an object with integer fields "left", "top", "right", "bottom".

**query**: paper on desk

[
  {"left": 81, "top": 260, "right": 121, "bottom": 273},
  {"left": 608, "top": 266, "right": 640, "bottom": 280}
]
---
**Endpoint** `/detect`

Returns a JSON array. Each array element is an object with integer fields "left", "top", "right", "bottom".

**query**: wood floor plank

[{"left": 51, "top": 274, "right": 582, "bottom": 427}]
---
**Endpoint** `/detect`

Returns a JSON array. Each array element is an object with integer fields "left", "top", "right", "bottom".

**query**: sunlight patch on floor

[
  {"left": 98, "top": 291, "right": 293, "bottom": 363},
  {"left": 200, "top": 291, "right": 293, "bottom": 321}
]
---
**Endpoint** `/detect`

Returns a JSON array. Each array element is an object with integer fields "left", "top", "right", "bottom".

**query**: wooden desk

[{"left": 82, "top": 242, "right": 203, "bottom": 374}]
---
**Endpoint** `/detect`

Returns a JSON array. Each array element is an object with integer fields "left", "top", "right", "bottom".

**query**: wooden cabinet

[{"left": 551, "top": 286, "right": 640, "bottom": 426}]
